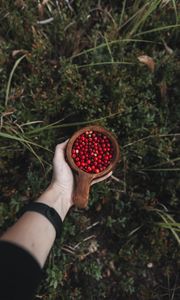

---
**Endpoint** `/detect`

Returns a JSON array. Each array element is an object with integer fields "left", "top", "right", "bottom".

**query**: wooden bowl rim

[{"left": 66, "top": 125, "right": 120, "bottom": 179}]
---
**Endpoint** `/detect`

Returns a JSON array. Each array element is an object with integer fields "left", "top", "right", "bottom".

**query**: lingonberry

[{"left": 71, "top": 130, "right": 114, "bottom": 174}]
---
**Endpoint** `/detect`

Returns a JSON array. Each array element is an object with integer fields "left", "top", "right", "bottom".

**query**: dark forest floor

[{"left": 0, "top": 1, "right": 180, "bottom": 299}]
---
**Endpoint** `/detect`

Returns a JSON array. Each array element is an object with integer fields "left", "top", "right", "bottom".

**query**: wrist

[{"left": 36, "top": 183, "right": 72, "bottom": 221}]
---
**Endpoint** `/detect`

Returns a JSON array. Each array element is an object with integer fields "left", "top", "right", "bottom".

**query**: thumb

[
  {"left": 56, "top": 139, "right": 69, "bottom": 150},
  {"left": 54, "top": 140, "right": 69, "bottom": 161}
]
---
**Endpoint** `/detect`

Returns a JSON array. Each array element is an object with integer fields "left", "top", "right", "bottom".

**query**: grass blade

[
  {"left": 157, "top": 212, "right": 180, "bottom": 246},
  {"left": 76, "top": 61, "right": 133, "bottom": 68},
  {"left": 129, "top": 0, "right": 162, "bottom": 37},
  {"left": 142, "top": 157, "right": 180, "bottom": 169},
  {"left": 27, "top": 111, "right": 124, "bottom": 135},
  {"left": 119, "top": 0, "right": 127, "bottom": 27},
  {"left": 0, "top": 131, "right": 53, "bottom": 152},
  {"left": 157, "top": 223, "right": 180, "bottom": 232},
  {"left": 104, "top": 34, "right": 114, "bottom": 62},
  {"left": 150, "top": 208, "right": 180, "bottom": 245},
  {"left": 171, "top": 0, "right": 178, "bottom": 23},
  {"left": 5, "top": 54, "right": 26, "bottom": 107},
  {"left": 70, "top": 39, "right": 155, "bottom": 60},
  {"left": 141, "top": 168, "right": 180, "bottom": 172},
  {"left": 134, "top": 24, "right": 180, "bottom": 37},
  {"left": 123, "top": 133, "right": 180, "bottom": 148}
]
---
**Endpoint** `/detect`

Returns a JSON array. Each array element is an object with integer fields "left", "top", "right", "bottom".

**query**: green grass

[
  {"left": 5, "top": 54, "right": 27, "bottom": 107},
  {"left": 0, "top": 0, "right": 179, "bottom": 299},
  {"left": 149, "top": 207, "right": 180, "bottom": 245}
]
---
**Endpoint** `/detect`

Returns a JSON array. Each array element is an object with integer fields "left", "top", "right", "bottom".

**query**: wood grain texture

[{"left": 66, "top": 125, "right": 120, "bottom": 208}]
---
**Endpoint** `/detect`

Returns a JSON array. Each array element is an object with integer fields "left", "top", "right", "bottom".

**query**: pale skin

[{"left": 0, "top": 140, "right": 112, "bottom": 267}]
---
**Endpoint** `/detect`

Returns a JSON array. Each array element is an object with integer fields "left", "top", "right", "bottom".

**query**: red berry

[{"left": 72, "top": 130, "right": 114, "bottom": 173}]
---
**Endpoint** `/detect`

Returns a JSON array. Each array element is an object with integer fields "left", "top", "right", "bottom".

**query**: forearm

[{"left": 0, "top": 184, "right": 71, "bottom": 267}]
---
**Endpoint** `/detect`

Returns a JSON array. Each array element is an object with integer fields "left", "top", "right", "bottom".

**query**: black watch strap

[{"left": 21, "top": 202, "right": 63, "bottom": 238}]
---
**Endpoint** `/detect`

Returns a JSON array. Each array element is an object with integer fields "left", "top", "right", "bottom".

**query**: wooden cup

[{"left": 66, "top": 125, "right": 120, "bottom": 208}]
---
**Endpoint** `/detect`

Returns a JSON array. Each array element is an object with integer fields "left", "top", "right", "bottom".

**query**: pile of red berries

[{"left": 71, "top": 130, "right": 114, "bottom": 173}]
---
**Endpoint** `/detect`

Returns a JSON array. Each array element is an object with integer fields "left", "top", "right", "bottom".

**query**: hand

[
  {"left": 40, "top": 139, "right": 112, "bottom": 220},
  {"left": 37, "top": 140, "right": 74, "bottom": 221},
  {"left": 51, "top": 140, "right": 74, "bottom": 206},
  {"left": 52, "top": 138, "right": 112, "bottom": 190}
]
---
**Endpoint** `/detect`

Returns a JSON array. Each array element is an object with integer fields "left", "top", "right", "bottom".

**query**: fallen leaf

[{"left": 137, "top": 55, "right": 155, "bottom": 72}]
